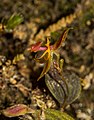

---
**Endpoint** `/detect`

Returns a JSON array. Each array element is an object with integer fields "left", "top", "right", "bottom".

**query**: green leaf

[
  {"left": 63, "top": 71, "right": 81, "bottom": 105},
  {"left": 45, "top": 65, "right": 81, "bottom": 106},
  {"left": 45, "top": 109, "right": 74, "bottom": 120},
  {"left": 5, "top": 13, "right": 23, "bottom": 31},
  {"left": 45, "top": 73, "right": 68, "bottom": 105}
]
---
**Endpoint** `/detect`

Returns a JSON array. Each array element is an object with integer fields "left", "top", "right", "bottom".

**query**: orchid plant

[{"left": 28, "top": 28, "right": 71, "bottom": 81}]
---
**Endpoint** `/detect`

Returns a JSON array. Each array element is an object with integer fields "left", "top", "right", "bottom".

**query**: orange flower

[{"left": 28, "top": 28, "right": 71, "bottom": 80}]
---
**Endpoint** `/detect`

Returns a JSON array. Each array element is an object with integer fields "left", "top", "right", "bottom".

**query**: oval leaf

[
  {"left": 45, "top": 68, "right": 81, "bottom": 106},
  {"left": 63, "top": 71, "right": 81, "bottom": 105},
  {"left": 45, "top": 73, "right": 68, "bottom": 105}
]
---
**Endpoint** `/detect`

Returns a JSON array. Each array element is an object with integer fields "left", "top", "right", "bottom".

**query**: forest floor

[{"left": 0, "top": 0, "right": 94, "bottom": 120}]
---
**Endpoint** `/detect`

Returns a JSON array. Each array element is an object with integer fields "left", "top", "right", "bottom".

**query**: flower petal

[
  {"left": 52, "top": 28, "right": 71, "bottom": 50},
  {"left": 28, "top": 42, "right": 42, "bottom": 52},
  {"left": 37, "top": 52, "right": 53, "bottom": 81}
]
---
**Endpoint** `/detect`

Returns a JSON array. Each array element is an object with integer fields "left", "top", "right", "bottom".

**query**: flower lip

[
  {"left": 28, "top": 42, "right": 48, "bottom": 52},
  {"left": 31, "top": 42, "right": 42, "bottom": 52}
]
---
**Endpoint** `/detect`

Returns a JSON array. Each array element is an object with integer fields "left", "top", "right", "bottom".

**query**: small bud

[{"left": 2, "top": 104, "right": 34, "bottom": 117}]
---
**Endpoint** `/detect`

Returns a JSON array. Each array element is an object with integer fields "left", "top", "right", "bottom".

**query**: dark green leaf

[
  {"left": 45, "top": 66, "right": 81, "bottom": 106},
  {"left": 45, "top": 73, "right": 68, "bottom": 105},
  {"left": 63, "top": 71, "right": 81, "bottom": 105}
]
